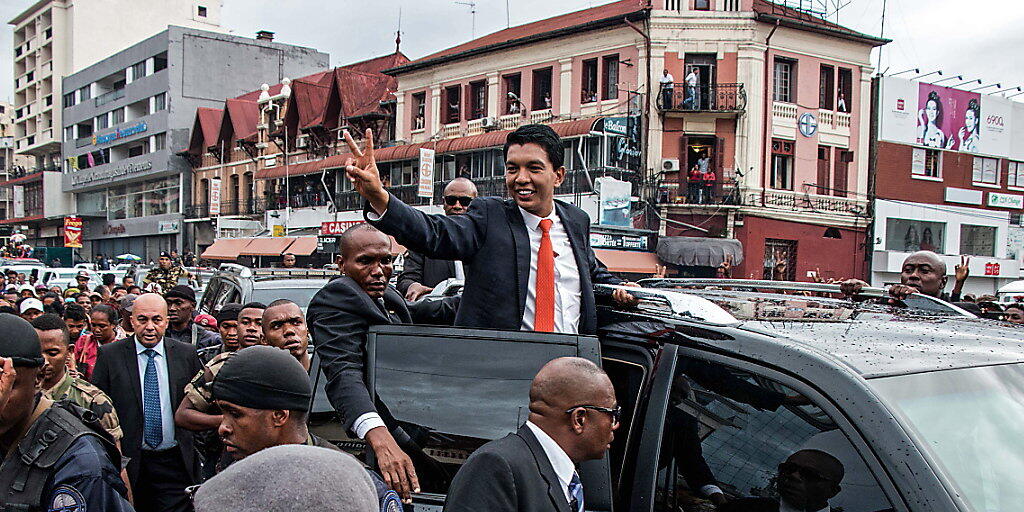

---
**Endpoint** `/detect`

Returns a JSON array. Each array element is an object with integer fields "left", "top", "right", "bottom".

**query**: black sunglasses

[
  {"left": 444, "top": 195, "right": 473, "bottom": 207},
  {"left": 778, "top": 462, "right": 831, "bottom": 483},
  {"left": 565, "top": 405, "right": 622, "bottom": 425}
]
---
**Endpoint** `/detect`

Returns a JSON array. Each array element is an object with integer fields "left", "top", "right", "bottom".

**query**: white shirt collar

[
  {"left": 518, "top": 206, "right": 558, "bottom": 232},
  {"left": 779, "top": 499, "right": 830, "bottom": 512},
  {"left": 525, "top": 421, "right": 576, "bottom": 494},
  {"left": 135, "top": 337, "right": 166, "bottom": 357}
]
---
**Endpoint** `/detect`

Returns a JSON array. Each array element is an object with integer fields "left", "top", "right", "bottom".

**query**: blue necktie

[
  {"left": 142, "top": 348, "right": 163, "bottom": 449},
  {"left": 568, "top": 471, "right": 584, "bottom": 512}
]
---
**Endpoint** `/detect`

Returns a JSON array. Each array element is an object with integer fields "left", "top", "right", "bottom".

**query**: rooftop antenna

[
  {"left": 456, "top": 1, "right": 477, "bottom": 39},
  {"left": 395, "top": 6, "right": 402, "bottom": 53}
]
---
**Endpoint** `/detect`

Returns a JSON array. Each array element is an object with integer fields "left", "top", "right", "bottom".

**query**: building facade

[
  {"left": 870, "top": 75, "right": 1024, "bottom": 296},
  {"left": 61, "top": 27, "right": 327, "bottom": 261},
  {"left": 0, "top": 101, "right": 35, "bottom": 222}
]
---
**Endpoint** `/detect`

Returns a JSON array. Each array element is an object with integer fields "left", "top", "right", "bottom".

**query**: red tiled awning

[
  {"left": 255, "top": 117, "right": 601, "bottom": 180},
  {"left": 285, "top": 237, "right": 318, "bottom": 256},
  {"left": 239, "top": 237, "right": 297, "bottom": 256},
  {"left": 201, "top": 238, "right": 253, "bottom": 260},
  {"left": 594, "top": 249, "right": 661, "bottom": 274}
]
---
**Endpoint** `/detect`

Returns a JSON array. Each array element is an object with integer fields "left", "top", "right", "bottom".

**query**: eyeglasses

[
  {"left": 444, "top": 195, "right": 474, "bottom": 207},
  {"left": 565, "top": 405, "right": 621, "bottom": 425},
  {"left": 778, "top": 462, "right": 831, "bottom": 483}
]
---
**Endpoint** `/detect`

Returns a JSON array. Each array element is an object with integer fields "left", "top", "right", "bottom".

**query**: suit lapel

[
  {"left": 518, "top": 425, "right": 572, "bottom": 512},
  {"left": 383, "top": 286, "right": 412, "bottom": 323},
  {"left": 342, "top": 276, "right": 391, "bottom": 324},
  {"left": 122, "top": 337, "right": 143, "bottom": 405},
  {"left": 505, "top": 201, "right": 531, "bottom": 322}
]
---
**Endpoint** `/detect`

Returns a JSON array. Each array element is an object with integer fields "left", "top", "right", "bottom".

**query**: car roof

[
  {"left": 732, "top": 316, "right": 1024, "bottom": 378},
  {"left": 251, "top": 278, "right": 329, "bottom": 289}
]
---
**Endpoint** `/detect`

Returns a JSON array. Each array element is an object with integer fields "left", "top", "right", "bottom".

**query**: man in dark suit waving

[
  {"left": 92, "top": 293, "right": 203, "bottom": 512},
  {"left": 444, "top": 357, "right": 619, "bottom": 512},
  {"left": 342, "top": 124, "right": 637, "bottom": 335}
]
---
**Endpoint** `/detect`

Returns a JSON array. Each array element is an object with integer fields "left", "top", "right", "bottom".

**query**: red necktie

[{"left": 534, "top": 219, "right": 555, "bottom": 332}]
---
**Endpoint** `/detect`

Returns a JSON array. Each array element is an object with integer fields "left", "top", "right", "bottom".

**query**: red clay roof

[
  {"left": 390, "top": 0, "right": 648, "bottom": 73},
  {"left": 221, "top": 99, "right": 261, "bottom": 142},
  {"left": 334, "top": 68, "right": 394, "bottom": 118},
  {"left": 341, "top": 52, "right": 409, "bottom": 75},
  {"left": 234, "top": 70, "right": 332, "bottom": 102},
  {"left": 256, "top": 117, "right": 600, "bottom": 180},
  {"left": 752, "top": 0, "right": 888, "bottom": 45},
  {"left": 290, "top": 78, "right": 332, "bottom": 130}
]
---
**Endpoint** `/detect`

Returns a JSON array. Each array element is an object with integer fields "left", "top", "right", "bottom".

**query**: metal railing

[
  {"left": 94, "top": 88, "right": 125, "bottom": 107},
  {"left": 657, "top": 83, "right": 746, "bottom": 113},
  {"left": 747, "top": 190, "right": 867, "bottom": 215}
]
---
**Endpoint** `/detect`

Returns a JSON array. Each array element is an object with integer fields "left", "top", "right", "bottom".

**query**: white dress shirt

[
  {"left": 525, "top": 421, "right": 577, "bottom": 504},
  {"left": 519, "top": 207, "right": 582, "bottom": 334},
  {"left": 135, "top": 338, "right": 177, "bottom": 450}
]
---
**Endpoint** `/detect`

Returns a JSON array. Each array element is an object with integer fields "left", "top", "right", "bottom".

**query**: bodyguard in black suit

[
  {"left": 308, "top": 224, "right": 437, "bottom": 505},
  {"left": 719, "top": 449, "right": 845, "bottom": 512},
  {"left": 342, "top": 124, "right": 638, "bottom": 335},
  {"left": 397, "top": 177, "right": 478, "bottom": 301},
  {"left": 445, "top": 357, "right": 619, "bottom": 512},
  {"left": 92, "top": 293, "right": 203, "bottom": 512}
]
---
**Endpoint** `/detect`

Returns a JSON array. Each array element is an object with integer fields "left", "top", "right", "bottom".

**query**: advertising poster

[
  {"left": 596, "top": 177, "right": 631, "bottom": 227},
  {"left": 210, "top": 178, "right": 222, "bottom": 216},
  {"left": 980, "top": 95, "right": 1012, "bottom": 156},
  {"left": 418, "top": 148, "right": 435, "bottom": 198},
  {"left": 916, "top": 82, "right": 980, "bottom": 151},
  {"left": 64, "top": 217, "right": 83, "bottom": 248},
  {"left": 13, "top": 186, "right": 24, "bottom": 218}
]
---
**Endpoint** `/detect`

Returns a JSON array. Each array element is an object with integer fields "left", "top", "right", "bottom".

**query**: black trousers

[{"left": 136, "top": 448, "right": 195, "bottom": 512}]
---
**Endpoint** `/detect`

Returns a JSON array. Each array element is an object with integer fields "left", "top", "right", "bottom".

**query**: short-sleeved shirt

[
  {"left": 183, "top": 351, "right": 235, "bottom": 414},
  {"left": 45, "top": 372, "right": 123, "bottom": 442},
  {"left": 144, "top": 265, "right": 191, "bottom": 293}
]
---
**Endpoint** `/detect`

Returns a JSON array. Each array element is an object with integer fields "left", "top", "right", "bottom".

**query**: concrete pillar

[
  {"left": 486, "top": 72, "right": 500, "bottom": 118},
  {"left": 394, "top": 92, "right": 406, "bottom": 141},
  {"left": 558, "top": 58, "right": 573, "bottom": 116},
  {"left": 429, "top": 85, "right": 442, "bottom": 135}
]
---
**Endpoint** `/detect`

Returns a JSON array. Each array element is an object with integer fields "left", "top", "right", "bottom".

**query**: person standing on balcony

[
  {"left": 687, "top": 164, "right": 703, "bottom": 204},
  {"left": 660, "top": 69, "right": 674, "bottom": 109},
  {"left": 698, "top": 151, "right": 713, "bottom": 204},
  {"left": 397, "top": 178, "right": 478, "bottom": 301},
  {"left": 685, "top": 68, "right": 700, "bottom": 110}
]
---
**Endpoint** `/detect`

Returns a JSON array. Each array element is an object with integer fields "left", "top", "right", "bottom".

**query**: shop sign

[
  {"left": 158, "top": 220, "right": 180, "bottom": 234},
  {"left": 70, "top": 161, "right": 153, "bottom": 186},
  {"left": 987, "top": 192, "right": 1024, "bottom": 209},
  {"left": 92, "top": 121, "right": 147, "bottom": 145},
  {"left": 985, "top": 262, "right": 1002, "bottom": 276},
  {"left": 103, "top": 224, "right": 127, "bottom": 235},
  {"left": 210, "top": 178, "right": 222, "bottom": 216},
  {"left": 63, "top": 217, "right": 83, "bottom": 248},
  {"left": 590, "top": 233, "right": 648, "bottom": 250},
  {"left": 418, "top": 148, "right": 435, "bottom": 199},
  {"left": 317, "top": 236, "right": 339, "bottom": 253},
  {"left": 321, "top": 221, "right": 361, "bottom": 235},
  {"left": 272, "top": 225, "right": 285, "bottom": 237}
]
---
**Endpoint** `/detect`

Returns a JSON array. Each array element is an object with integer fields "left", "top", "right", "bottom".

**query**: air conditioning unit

[
  {"left": 295, "top": 136, "right": 308, "bottom": 148},
  {"left": 662, "top": 159, "right": 680, "bottom": 172},
  {"left": 481, "top": 117, "right": 498, "bottom": 130}
]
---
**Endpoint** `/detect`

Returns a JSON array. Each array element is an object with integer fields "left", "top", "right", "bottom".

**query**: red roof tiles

[
  {"left": 751, "top": 0, "right": 888, "bottom": 45},
  {"left": 221, "top": 99, "right": 260, "bottom": 142},
  {"left": 186, "top": 107, "right": 223, "bottom": 155}
]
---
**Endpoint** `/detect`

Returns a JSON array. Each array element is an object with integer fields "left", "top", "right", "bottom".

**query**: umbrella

[{"left": 116, "top": 253, "right": 142, "bottom": 261}]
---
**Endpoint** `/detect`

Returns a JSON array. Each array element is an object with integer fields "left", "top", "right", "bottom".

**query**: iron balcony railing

[
  {"left": 94, "top": 88, "right": 125, "bottom": 107},
  {"left": 657, "top": 83, "right": 746, "bottom": 113}
]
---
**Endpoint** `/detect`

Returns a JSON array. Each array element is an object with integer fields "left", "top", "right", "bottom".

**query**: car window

[
  {"left": 654, "top": 355, "right": 895, "bottom": 512},
  {"left": 250, "top": 285, "right": 323, "bottom": 308}
]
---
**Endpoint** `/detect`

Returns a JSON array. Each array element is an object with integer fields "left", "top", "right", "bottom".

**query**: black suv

[
  {"left": 310, "top": 280, "right": 1024, "bottom": 512},
  {"left": 198, "top": 264, "right": 335, "bottom": 314}
]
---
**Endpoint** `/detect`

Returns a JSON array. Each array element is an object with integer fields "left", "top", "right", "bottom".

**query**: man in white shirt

[
  {"left": 444, "top": 357, "right": 619, "bottom": 512},
  {"left": 685, "top": 67, "right": 700, "bottom": 109},
  {"left": 659, "top": 69, "right": 675, "bottom": 108}
]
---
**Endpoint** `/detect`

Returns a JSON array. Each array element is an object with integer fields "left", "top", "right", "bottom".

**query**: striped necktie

[{"left": 142, "top": 348, "right": 163, "bottom": 449}]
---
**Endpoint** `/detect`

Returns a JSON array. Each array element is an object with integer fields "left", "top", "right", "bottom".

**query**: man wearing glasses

[
  {"left": 720, "top": 449, "right": 844, "bottom": 512},
  {"left": 397, "top": 177, "right": 477, "bottom": 301},
  {"left": 444, "top": 357, "right": 619, "bottom": 512}
]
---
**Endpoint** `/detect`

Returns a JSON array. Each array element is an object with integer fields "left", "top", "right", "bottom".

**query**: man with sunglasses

[
  {"left": 444, "top": 357, "right": 619, "bottom": 512},
  {"left": 397, "top": 177, "right": 478, "bottom": 301},
  {"left": 721, "top": 449, "right": 844, "bottom": 512}
]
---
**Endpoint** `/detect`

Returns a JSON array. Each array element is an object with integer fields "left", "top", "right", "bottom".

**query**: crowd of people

[{"left": 0, "top": 123, "right": 1019, "bottom": 512}]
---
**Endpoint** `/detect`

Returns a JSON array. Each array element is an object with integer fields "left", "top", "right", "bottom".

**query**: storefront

[{"left": 83, "top": 215, "right": 183, "bottom": 263}]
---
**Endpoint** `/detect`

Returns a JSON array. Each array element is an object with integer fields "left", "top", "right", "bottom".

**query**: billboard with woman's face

[
  {"left": 916, "top": 83, "right": 981, "bottom": 151},
  {"left": 881, "top": 76, "right": 1016, "bottom": 158}
]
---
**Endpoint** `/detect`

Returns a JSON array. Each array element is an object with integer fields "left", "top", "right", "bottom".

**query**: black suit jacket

[
  {"left": 718, "top": 498, "right": 781, "bottom": 512},
  {"left": 91, "top": 335, "right": 203, "bottom": 483},
  {"left": 369, "top": 194, "right": 622, "bottom": 334},
  {"left": 444, "top": 424, "right": 574, "bottom": 512},
  {"left": 396, "top": 250, "right": 457, "bottom": 295},
  {"left": 307, "top": 276, "right": 413, "bottom": 432}
]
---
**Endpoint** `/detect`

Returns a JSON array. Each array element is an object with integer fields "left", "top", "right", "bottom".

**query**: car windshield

[
  {"left": 250, "top": 285, "right": 323, "bottom": 308},
  {"left": 871, "top": 364, "right": 1024, "bottom": 510}
]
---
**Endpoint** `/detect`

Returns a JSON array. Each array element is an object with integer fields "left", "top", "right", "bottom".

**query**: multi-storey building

[
  {"left": 0, "top": 101, "right": 34, "bottom": 221},
  {"left": 870, "top": 76, "right": 1024, "bottom": 295},
  {"left": 61, "top": 27, "right": 327, "bottom": 260},
  {"left": 9, "top": 0, "right": 226, "bottom": 165}
]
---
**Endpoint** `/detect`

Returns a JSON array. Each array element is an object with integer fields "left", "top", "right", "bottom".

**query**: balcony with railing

[
  {"left": 746, "top": 187, "right": 867, "bottom": 216},
  {"left": 657, "top": 83, "right": 746, "bottom": 114},
  {"left": 95, "top": 88, "right": 125, "bottom": 107}
]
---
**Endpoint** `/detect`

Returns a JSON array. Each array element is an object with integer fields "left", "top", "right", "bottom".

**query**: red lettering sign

[
  {"left": 320, "top": 221, "right": 361, "bottom": 235},
  {"left": 896, "top": 99, "right": 905, "bottom": 111}
]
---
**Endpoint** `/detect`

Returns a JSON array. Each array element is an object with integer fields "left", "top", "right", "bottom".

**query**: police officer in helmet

[{"left": 0, "top": 314, "right": 134, "bottom": 511}]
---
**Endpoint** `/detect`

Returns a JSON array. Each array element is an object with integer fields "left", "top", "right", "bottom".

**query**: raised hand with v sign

[{"left": 342, "top": 128, "right": 390, "bottom": 214}]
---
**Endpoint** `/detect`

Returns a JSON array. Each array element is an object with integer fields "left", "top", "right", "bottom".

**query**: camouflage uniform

[
  {"left": 144, "top": 265, "right": 191, "bottom": 294},
  {"left": 183, "top": 351, "right": 235, "bottom": 414},
  {"left": 44, "top": 372, "right": 123, "bottom": 442}
]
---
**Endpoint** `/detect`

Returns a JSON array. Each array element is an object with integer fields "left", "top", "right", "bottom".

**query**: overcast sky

[{"left": 2, "top": 0, "right": 1023, "bottom": 103}]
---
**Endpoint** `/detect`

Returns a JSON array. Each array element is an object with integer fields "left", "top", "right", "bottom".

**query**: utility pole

[{"left": 455, "top": 1, "right": 477, "bottom": 39}]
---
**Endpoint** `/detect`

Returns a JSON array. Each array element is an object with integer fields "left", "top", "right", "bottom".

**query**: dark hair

[
  {"left": 63, "top": 304, "right": 90, "bottom": 323},
  {"left": 503, "top": 124, "right": 564, "bottom": 170},
  {"left": 94, "top": 285, "right": 109, "bottom": 294},
  {"left": 128, "top": 286, "right": 142, "bottom": 294},
  {"left": 31, "top": 313, "right": 69, "bottom": 342},
  {"left": 0, "top": 306, "right": 16, "bottom": 315},
  {"left": 91, "top": 304, "right": 120, "bottom": 324},
  {"left": 112, "top": 285, "right": 126, "bottom": 293},
  {"left": 41, "top": 292, "right": 59, "bottom": 301},
  {"left": 966, "top": 98, "right": 980, "bottom": 134},
  {"left": 241, "top": 302, "right": 268, "bottom": 311},
  {"left": 926, "top": 91, "right": 943, "bottom": 128},
  {"left": 102, "top": 273, "right": 115, "bottom": 285},
  {"left": 73, "top": 293, "right": 87, "bottom": 300},
  {"left": 43, "top": 300, "right": 65, "bottom": 316}
]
